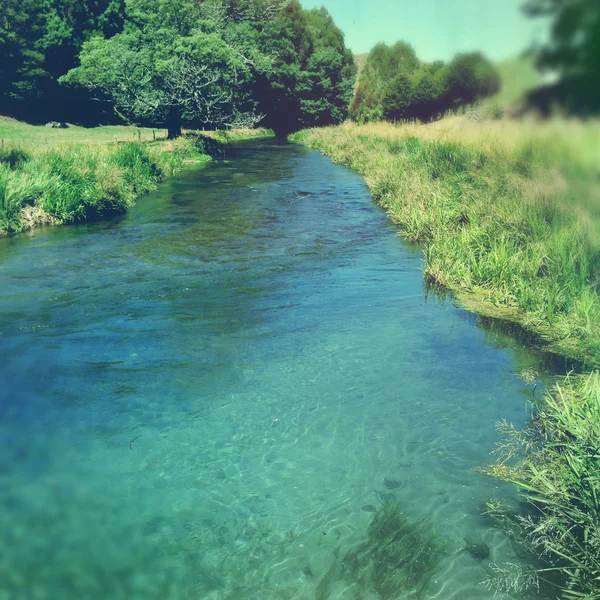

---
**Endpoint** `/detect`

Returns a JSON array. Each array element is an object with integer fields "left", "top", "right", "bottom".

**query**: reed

[{"left": 483, "top": 373, "right": 600, "bottom": 599}]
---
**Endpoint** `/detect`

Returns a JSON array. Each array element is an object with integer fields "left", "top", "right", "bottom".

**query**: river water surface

[{"left": 1, "top": 140, "right": 556, "bottom": 599}]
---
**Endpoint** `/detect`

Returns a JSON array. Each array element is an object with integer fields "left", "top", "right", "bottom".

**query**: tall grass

[
  {"left": 291, "top": 119, "right": 600, "bottom": 366},
  {"left": 483, "top": 373, "right": 600, "bottom": 599},
  {"left": 0, "top": 129, "right": 273, "bottom": 235},
  {"left": 0, "top": 140, "right": 199, "bottom": 233}
]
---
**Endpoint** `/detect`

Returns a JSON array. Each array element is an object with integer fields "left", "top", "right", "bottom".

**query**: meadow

[{"left": 0, "top": 118, "right": 273, "bottom": 236}]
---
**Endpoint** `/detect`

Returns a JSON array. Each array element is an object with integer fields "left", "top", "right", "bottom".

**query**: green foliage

[
  {"left": 0, "top": 0, "right": 126, "bottom": 122},
  {"left": 257, "top": 1, "right": 356, "bottom": 133},
  {"left": 351, "top": 41, "right": 419, "bottom": 117},
  {"left": 381, "top": 73, "right": 413, "bottom": 121},
  {"left": 351, "top": 42, "right": 500, "bottom": 123},
  {"left": 446, "top": 52, "right": 500, "bottom": 109},
  {"left": 61, "top": 19, "right": 258, "bottom": 138},
  {"left": 524, "top": 0, "right": 600, "bottom": 105},
  {"left": 2, "top": 0, "right": 353, "bottom": 133},
  {"left": 190, "top": 134, "right": 226, "bottom": 158},
  {"left": 523, "top": 0, "right": 600, "bottom": 114},
  {"left": 0, "top": 164, "right": 24, "bottom": 232},
  {"left": 484, "top": 373, "right": 600, "bottom": 599}
]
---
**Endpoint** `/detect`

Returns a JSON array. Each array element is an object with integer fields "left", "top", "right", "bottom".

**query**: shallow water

[{"left": 0, "top": 140, "right": 556, "bottom": 599}]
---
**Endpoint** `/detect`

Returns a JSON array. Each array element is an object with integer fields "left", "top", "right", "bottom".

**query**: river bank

[
  {"left": 291, "top": 118, "right": 600, "bottom": 368},
  {"left": 0, "top": 120, "right": 273, "bottom": 236}
]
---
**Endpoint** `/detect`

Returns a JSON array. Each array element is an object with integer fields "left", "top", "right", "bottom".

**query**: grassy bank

[
  {"left": 291, "top": 119, "right": 600, "bottom": 367},
  {"left": 0, "top": 120, "right": 273, "bottom": 235}
]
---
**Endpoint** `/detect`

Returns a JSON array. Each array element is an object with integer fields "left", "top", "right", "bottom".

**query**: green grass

[
  {"left": 0, "top": 118, "right": 274, "bottom": 235},
  {"left": 0, "top": 116, "right": 169, "bottom": 145},
  {"left": 484, "top": 373, "right": 600, "bottom": 599},
  {"left": 291, "top": 119, "right": 600, "bottom": 367}
]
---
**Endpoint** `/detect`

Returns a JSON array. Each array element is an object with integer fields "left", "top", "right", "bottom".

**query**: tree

[
  {"left": 61, "top": 0, "right": 274, "bottom": 137},
  {"left": 350, "top": 40, "right": 419, "bottom": 118},
  {"left": 523, "top": 0, "right": 600, "bottom": 112},
  {"left": 446, "top": 52, "right": 499, "bottom": 110},
  {"left": 256, "top": 1, "right": 355, "bottom": 133},
  {"left": 411, "top": 70, "right": 440, "bottom": 122},
  {"left": 381, "top": 73, "right": 413, "bottom": 121},
  {"left": 0, "top": 0, "right": 50, "bottom": 117},
  {"left": 0, "top": 0, "right": 127, "bottom": 122},
  {"left": 62, "top": 29, "right": 261, "bottom": 138}
]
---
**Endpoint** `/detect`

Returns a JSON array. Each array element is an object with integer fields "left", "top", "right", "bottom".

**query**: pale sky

[{"left": 300, "top": 0, "right": 550, "bottom": 62}]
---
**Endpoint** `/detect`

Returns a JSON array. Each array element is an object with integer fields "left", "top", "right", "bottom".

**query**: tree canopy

[
  {"left": 350, "top": 41, "right": 500, "bottom": 124},
  {"left": 524, "top": 0, "right": 600, "bottom": 113},
  {"left": 0, "top": 0, "right": 355, "bottom": 134}
]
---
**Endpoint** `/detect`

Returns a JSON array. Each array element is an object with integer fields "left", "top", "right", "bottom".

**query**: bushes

[
  {"left": 350, "top": 43, "right": 500, "bottom": 124},
  {"left": 484, "top": 373, "right": 600, "bottom": 599}
]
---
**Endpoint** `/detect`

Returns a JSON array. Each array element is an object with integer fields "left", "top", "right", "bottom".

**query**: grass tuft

[{"left": 483, "top": 373, "right": 600, "bottom": 600}]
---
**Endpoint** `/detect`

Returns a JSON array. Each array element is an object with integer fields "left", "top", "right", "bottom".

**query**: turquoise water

[{"left": 0, "top": 140, "right": 556, "bottom": 599}]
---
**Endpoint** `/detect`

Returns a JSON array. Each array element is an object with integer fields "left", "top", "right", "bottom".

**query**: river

[{"left": 0, "top": 140, "right": 557, "bottom": 599}]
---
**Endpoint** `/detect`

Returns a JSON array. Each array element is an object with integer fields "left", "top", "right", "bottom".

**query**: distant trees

[{"left": 350, "top": 42, "right": 500, "bottom": 124}]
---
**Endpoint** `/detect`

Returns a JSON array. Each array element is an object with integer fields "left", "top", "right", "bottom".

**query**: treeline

[
  {"left": 0, "top": 0, "right": 356, "bottom": 135},
  {"left": 351, "top": 42, "right": 500, "bottom": 123}
]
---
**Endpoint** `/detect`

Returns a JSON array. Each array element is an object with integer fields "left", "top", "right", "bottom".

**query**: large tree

[
  {"left": 62, "top": 0, "right": 271, "bottom": 137},
  {"left": 0, "top": 0, "right": 126, "bottom": 122},
  {"left": 445, "top": 52, "right": 500, "bottom": 110},
  {"left": 256, "top": 1, "right": 355, "bottom": 133}
]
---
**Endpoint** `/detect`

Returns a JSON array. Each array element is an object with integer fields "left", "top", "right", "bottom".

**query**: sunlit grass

[
  {"left": 0, "top": 119, "right": 274, "bottom": 235},
  {"left": 291, "top": 118, "right": 600, "bottom": 365}
]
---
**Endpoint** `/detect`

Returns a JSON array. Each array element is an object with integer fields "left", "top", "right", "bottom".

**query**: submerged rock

[
  {"left": 383, "top": 477, "right": 401, "bottom": 490},
  {"left": 463, "top": 535, "right": 491, "bottom": 560}
]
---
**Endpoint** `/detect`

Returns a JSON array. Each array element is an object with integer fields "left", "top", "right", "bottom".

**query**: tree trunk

[{"left": 167, "top": 108, "right": 182, "bottom": 139}]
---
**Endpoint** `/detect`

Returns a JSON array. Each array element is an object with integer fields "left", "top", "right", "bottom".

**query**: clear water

[{"left": 0, "top": 140, "right": 557, "bottom": 599}]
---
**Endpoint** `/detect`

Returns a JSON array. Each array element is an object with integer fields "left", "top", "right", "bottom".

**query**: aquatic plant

[
  {"left": 316, "top": 503, "right": 445, "bottom": 599},
  {"left": 483, "top": 372, "right": 600, "bottom": 599}
]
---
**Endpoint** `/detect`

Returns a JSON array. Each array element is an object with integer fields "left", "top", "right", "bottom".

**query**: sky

[{"left": 300, "top": 0, "right": 550, "bottom": 62}]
